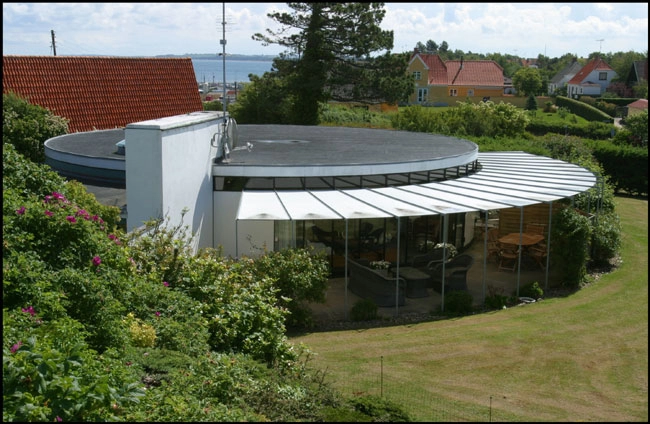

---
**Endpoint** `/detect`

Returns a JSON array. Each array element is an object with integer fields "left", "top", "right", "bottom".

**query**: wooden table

[
  {"left": 498, "top": 232, "right": 544, "bottom": 246},
  {"left": 395, "top": 267, "right": 430, "bottom": 298}
]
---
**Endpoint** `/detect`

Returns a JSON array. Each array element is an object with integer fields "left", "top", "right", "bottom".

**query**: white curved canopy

[{"left": 236, "top": 152, "right": 597, "bottom": 221}]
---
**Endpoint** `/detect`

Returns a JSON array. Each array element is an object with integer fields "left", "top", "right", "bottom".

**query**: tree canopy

[
  {"left": 512, "top": 67, "right": 544, "bottom": 97},
  {"left": 251, "top": 2, "right": 413, "bottom": 125}
]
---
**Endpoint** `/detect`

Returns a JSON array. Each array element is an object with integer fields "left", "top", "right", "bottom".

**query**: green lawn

[{"left": 290, "top": 196, "right": 648, "bottom": 422}]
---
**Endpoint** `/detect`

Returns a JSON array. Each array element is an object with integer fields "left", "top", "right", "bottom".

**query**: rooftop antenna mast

[
  {"left": 596, "top": 39, "right": 604, "bottom": 54},
  {"left": 51, "top": 30, "right": 57, "bottom": 56},
  {"left": 220, "top": 2, "right": 227, "bottom": 116}
]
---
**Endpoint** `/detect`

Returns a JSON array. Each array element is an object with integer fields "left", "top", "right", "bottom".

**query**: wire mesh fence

[{"left": 318, "top": 355, "right": 506, "bottom": 422}]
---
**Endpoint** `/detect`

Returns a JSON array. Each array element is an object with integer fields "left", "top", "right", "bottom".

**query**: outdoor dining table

[{"left": 498, "top": 232, "right": 545, "bottom": 246}]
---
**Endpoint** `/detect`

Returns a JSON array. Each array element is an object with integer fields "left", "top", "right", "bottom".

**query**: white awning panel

[
  {"left": 310, "top": 190, "right": 394, "bottom": 219},
  {"left": 275, "top": 191, "right": 343, "bottom": 220},
  {"left": 236, "top": 191, "right": 289, "bottom": 220},
  {"left": 399, "top": 184, "right": 516, "bottom": 212},
  {"left": 344, "top": 188, "right": 435, "bottom": 217},
  {"left": 235, "top": 152, "right": 598, "bottom": 221}
]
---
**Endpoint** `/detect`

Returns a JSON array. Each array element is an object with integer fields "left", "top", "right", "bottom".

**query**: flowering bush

[
  {"left": 3, "top": 311, "right": 144, "bottom": 422},
  {"left": 434, "top": 242, "right": 458, "bottom": 258},
  {"left": 3, "top": 142, "right": 341, "bottom": 420},
  {"left": 369, "top": 260, "right": 391, "bottom": 270}
]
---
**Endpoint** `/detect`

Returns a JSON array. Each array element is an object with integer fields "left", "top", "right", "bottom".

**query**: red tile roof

[
  {"left": 2, "top": 56, "right": 203, "bottom": 132},
  {"left": 410, "top": 53, "right": 448, "bottom": 85},
  {"left": 628, "top": 98, "right": 648, "bottom": 110},
  {"left": 410, "top": 52, "right": 504, "bottom": 88},
  {"left": 567, "top": 57, "right": 615, "bottom": 85},
  {"left": 446, "top": 60, "right": 504, "bottom": 86}
]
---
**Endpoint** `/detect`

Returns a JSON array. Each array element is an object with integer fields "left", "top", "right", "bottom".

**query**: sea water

[{"left": 192, "top": 59, "right": 274, "bottom": 84}]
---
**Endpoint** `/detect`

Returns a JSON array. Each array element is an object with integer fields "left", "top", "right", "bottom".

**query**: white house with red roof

[{"left": 566, "top": 57, "right": 618, "bottom": 98}]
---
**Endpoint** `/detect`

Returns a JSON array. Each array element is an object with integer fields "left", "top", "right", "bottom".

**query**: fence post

[
  {"left": 380, "top": 355, "right": 383, "bottom": 397},
  {"left": 489, "top": 395, "right": 492, "bottom": 422}
]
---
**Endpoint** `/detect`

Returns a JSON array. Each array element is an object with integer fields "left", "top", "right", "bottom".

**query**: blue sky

[{"left": 3, "top": 3, "right": 648, "bottom": 59}]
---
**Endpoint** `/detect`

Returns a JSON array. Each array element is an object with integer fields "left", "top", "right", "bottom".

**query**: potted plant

[
  {"left": 369, "top": 260, "right": 392, "bottom": 275},
  {"left": 433, "top": 242, "right": 457, "bottom": 259}
]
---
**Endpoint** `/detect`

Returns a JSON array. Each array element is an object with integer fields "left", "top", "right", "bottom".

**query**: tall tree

[
  {"left": 512, "top": 67, "right": 543, "bottom": 97},
  {"left": 253, "top": 2, "right": 412, "bottom": 125}
]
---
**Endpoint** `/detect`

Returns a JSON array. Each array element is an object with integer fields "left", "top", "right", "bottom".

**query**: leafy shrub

[
  {"left": 123, "top": 213, "right": 195, "bottom": 286},
  {"left": 442, "top": 290, "right": 474, "bottom": 315},
  {"left": 319, "top": 405, "right": 374, "bottom": 422},
  {"left": 589, "top": 141, "right": 648, "bottom": 196},
  {"left": 614, "top": 110, "right": 648, "bottom": 147},
  {"left": 319, "top": 104, "right": 394, "bottom": 128},
  {"left": 392, "top": 101, "right": 529, "bottom": 138},
  {"left": 350, "top": 299, "right": 379, "bottom": 321},
  {"left": 251, "top": 247, "right": 330, "bottom": 329},
  {"left": 346, "top": 394, "right": 413, "bottom": 422},
  {"left": 550, "top": 206, "right": 592, "bottom": 287},
  {"left": 125, "top": 313, "right": 157, "bottom": 347},
  {"left": 3, "top": 92, "right": 69, "bottom": 163},
  {"left": 484, "top": 285, "right": 509, "bottom": 310},
  {"left": 202, "top": 99, "right": 223, "bottom": 111},
  {"left": 556, "top": 95, "right": 613, "bottom": 121},
  {"left": 3, "top": 143, "right": 121, "bottom": 229},
  {"left": 3, "top": 312, "right": 144, "bottom": 422},
  {"left": 589, "top": 211, "right": 622, "bottom": 267},
  {"left": 543, "top": 101, "right": 555, "bottom": 113},
  {"left": 175, "top": 253, "right": 294, "bottom": 366},
  {"left": 519, "top": 281, "right": 544, "bottom": 299}
]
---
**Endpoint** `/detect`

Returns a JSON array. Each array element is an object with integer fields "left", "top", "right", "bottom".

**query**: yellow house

[{"left": 407, "top": 50, "right": 505, "bottom": 105}]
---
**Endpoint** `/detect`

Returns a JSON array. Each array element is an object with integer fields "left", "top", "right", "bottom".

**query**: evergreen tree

[
  {"left": 525, "top": 94, "right": 538, "bottom": 111},
  {"left": 253, "top": 2, "right": 412, "bottom": 125}
]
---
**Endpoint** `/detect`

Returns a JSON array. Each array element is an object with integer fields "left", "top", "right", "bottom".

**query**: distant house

[
  {"left": 627, "top": 98, "right": 648, "bottom": 116},
  {"left": 566, "top": 57, "right": 617, "bottom": 98},
  {"left": 520, "top": 58, "right": 539, "bottom": 69},
  {"left": 627, "top": 59, "right": 648, "bottom": 86},
  {"left": 407, "top": 50, "right": 504, "bottom": 104},
  {"left": 503, "top": 77, "right": 515, "bottom": 95},
  {"left": 2, "top": 55, "right": 203, "bottom": 132},
  {"left": 548, "top": 60, "right": 583, "bottom": 95}
]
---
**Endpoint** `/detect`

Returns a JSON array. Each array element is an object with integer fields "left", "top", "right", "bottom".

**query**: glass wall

[{"left": 274, "top": 212, "right": 472, "bottom": 276}]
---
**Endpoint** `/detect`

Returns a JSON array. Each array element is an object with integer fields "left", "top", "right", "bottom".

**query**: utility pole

[{"left": 51, "top": 30, "right": 57, "bottom": 56}]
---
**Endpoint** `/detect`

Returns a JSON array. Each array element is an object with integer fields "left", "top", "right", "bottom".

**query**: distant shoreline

[{"left": 156, "top": 53, "right": 276, "bottom": 61}]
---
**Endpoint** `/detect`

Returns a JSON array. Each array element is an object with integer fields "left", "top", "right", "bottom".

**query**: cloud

[{"left": 2, "top": 2, "right": 647, "bottom": 58}]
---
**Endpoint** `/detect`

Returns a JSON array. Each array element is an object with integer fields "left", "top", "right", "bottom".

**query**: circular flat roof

[
  {"left": 44, "top": 125, "right": 478, "bottom": 180},
  {"left": 45, "top": 129, "right": 125, "bottom": 159},
  {"left": 215, "top": 125, "right": 478, "bottom": 178}
]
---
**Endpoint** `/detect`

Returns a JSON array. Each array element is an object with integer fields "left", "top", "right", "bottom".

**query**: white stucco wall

[
  {"left": 212, "top": 191, "right": 275, "bottom": 258},
  {"left": 126, "top": 111, "right": 226, "bottom": 253}
]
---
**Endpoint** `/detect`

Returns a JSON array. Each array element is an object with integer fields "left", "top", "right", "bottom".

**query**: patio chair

[
  {"left": 498, "top": 243, "right": 519, "bottom": 272},
  {"left": 409, "top": 247, "right": 446, "bottom": 272},
  {"left": 428, "top": 253, "right": 475, "bottom": 292},
  {"left": 527, "top": 243, "right": 548, "bottom": 270},
  {"left": 486, "top": 228, "right": 501, "bottom": 263}
]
